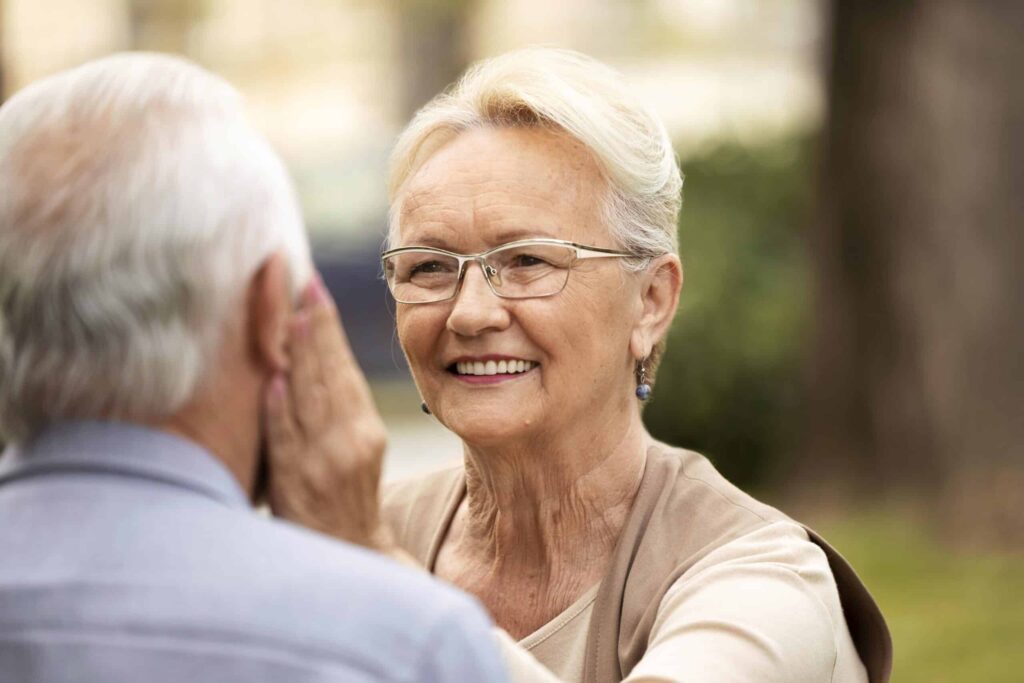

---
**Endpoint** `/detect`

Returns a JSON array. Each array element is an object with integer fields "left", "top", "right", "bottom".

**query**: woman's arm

[{"left": 623, "top": 523, "right": 855, "bottom": 683}]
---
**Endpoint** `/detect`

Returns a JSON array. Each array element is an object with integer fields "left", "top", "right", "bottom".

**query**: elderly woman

[{"left": 267, "top": 48, "right": 892, "bottom": 683}]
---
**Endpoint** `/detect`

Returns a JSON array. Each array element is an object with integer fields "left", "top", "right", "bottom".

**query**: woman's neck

[
  {"left": 436, "top": 408, "right": 650, "bottom": 637},
  {"left": 461, "top": 419, "right": 648, "bottom": 562}
]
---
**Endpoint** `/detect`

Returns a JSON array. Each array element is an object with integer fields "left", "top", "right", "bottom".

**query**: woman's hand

[{"left": 264, "top": 275, "right": 394, "bottom": 552}]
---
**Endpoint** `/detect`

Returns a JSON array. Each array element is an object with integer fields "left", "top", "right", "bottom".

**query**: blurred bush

[{"left": 644, "top": 135, "right": 813, "bottom": 489}]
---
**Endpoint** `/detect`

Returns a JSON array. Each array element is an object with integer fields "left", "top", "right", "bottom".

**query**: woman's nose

[{"left": 445, "top": 262, "right": 511, "bottom": 337}]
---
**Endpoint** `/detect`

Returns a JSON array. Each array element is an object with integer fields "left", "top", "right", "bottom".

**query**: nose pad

[{"left": 482, "top": 262, "right": 501, "bottom": 288}]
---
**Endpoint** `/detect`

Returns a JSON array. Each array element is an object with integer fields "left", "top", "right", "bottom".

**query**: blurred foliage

[
  {"left": 818, "top": 510, "right": 1024, "bottom": 683},
  {"left": 644, "top": 135, "right": 813, "bottom": 489}
]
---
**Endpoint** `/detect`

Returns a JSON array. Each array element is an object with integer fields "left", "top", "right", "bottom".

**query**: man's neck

[{"left": 158, "top": 394, "right": 260, "bottom": 501}]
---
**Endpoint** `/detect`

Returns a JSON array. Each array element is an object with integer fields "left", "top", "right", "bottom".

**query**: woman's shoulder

[
  {"left": 680, "top": 519, "right": 833, "bottom": 585},
  {"left": 645, "top": 443, "right": 851, "bottom": 601},
  {"left": 637, "top": 443, "right": 890, "bottom": 681},
  {"left": 649, "top": 441, "right": 793, "bottom": 529},
  {"left": 644, "top": 447, "right": 840, "bottom": 605}
]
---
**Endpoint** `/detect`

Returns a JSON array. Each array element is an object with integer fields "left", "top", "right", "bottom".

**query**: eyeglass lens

[{"left": 384, "top": 243, "right": 577, "bottom": 303}]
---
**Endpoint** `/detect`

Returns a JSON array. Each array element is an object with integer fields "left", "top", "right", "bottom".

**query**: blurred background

[{"left": 2, "top": 1, "right": 1021, "bottom": 680}]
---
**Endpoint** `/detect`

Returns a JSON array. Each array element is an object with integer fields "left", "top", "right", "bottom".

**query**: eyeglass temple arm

[{"left": 574, "top": 247, "right": 636, "bottom": 259}]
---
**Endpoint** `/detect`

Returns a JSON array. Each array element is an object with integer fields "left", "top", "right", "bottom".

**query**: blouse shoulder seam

[{"left": 659, "top": 445, "right": 780, "bottom": 526}]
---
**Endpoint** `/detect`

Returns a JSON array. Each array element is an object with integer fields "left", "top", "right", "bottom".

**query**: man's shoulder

[
  {"left": 198, "top": 509, "right": 481, "bottom": 625},
  {"left": 199, "top": 514, "right": 503, "bottom": 680},
  {"left": 158, "top": 508, "right": 498, "bottom": 675}
]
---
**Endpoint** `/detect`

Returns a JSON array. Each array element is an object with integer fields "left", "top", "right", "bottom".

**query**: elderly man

[{"left": 0, "top": 54, "right": 507, "bottom": 682}]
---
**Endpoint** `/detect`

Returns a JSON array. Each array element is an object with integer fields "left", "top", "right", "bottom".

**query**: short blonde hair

[{"left": 387, "top": 46, "right": 682, "bottom": 265}]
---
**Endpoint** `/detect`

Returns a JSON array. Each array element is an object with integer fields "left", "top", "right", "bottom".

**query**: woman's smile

[{"left": 448, "top": 355, "right": 540, "bottom": 385}]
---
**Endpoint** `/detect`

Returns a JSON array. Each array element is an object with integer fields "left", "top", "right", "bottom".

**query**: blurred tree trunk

[
  {"left": 804, "top": 0, "right": 1024, "bottom": 546},
  {"left": 391, "top": 0, "right": 479, "bottom": 120},
  {"left": 0, "top": 0, "right": 7, "bottom": 103},
  {"left": 128, "top": 0, "right": 203, "bottom": 53}
]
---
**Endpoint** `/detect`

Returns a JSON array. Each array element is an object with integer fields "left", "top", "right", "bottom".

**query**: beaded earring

[{"left": 635, "top": 360, "right": 652, "bottom": 401}]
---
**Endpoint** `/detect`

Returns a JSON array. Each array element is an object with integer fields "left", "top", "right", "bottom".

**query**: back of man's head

[{"left": 0, "top": 53, "right": 311, "bottom": 444}]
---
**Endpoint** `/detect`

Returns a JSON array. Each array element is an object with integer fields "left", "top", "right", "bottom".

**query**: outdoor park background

[{"left": 1, "top": 1, "right": 1021, "bottom": 680}]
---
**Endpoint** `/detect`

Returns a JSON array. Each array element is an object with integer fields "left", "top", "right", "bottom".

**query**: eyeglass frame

[{"left": 380, "top": 237, "right": 644, "bottom": 304}]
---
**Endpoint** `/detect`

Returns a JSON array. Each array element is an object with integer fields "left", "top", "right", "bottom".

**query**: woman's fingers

[
  {"left": 306, "top": 276, "right": 374, "bottom": 414},
  {"left": 304, "top": 276, "right": 387, "bottom": 469},
  {"left": 288, "top": 309, "right": 329, "bottom": 434},
  {"left": 265, "top": 373, "right": 300, "bottom": 465},
  {"left": 265, "top": 274, "right": 392, "bottom": 550}
]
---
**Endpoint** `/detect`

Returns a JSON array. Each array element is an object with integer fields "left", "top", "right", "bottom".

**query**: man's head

[{"left": 0, "top": 53, "right": 311, "bottom": 448}]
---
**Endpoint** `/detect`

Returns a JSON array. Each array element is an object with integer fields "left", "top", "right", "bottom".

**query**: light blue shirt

[{"left": 0, "top": 421, "right": 508, "bottom": 682}]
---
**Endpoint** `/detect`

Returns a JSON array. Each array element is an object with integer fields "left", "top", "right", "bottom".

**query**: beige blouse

[
  {"left": 496, "top": 522, "right": 867, "bottom": 682},
  {"left": 384, "top": 447, "right": 888, "bottom": 683}
]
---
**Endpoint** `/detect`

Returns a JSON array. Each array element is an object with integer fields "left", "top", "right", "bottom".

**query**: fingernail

[
  {"left": 313, "top": 273, "right": 330, "bottom": 304},
  {"left": 303, "top": 278, "right": 319, "bottom": 306}
]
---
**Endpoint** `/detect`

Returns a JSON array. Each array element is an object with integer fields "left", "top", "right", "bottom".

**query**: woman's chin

[{"left": 439, "top": 409, "right": 536, "bottom": 448}]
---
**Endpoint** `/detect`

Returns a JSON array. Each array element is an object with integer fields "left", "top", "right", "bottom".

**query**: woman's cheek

[{"left": 397, "top": 330, "right": 428, "bottom": 385}]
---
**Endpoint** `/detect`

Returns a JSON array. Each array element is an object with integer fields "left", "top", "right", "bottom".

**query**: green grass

[{"left": 815, "top": 511, "right": 1024, "bottom": 682}]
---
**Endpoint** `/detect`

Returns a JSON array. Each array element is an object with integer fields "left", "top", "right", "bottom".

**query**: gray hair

[
  {"left": 386, "top": 47, "right": 683, "bottom": 265},
  {"left": 0, "top": 53, "right": 311, "bottom": 443}
]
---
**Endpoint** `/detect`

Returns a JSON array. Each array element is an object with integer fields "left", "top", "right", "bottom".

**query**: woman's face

[{"left": 394, "top": 127, "right": 643, "bottom": 447}]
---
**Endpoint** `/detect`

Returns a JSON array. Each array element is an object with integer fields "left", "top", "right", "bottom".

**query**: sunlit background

[{"left": 2, "top": 2, "right": 1021, "bottom": 681}]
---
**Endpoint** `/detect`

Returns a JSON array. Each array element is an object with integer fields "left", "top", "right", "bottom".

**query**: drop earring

[
  {"left": 420, "top": 401, "right": 431, "bottom": 415},
  {"left": 635, "top": 359, "right": 652, "bottom": 401}
]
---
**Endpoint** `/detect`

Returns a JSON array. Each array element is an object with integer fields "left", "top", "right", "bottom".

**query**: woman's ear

[
  {"left": 629, "top": 254, "right": 683, "bottom": 359},
  {"left": 248, "top": 251, "right": 293, "bottom": 373}
]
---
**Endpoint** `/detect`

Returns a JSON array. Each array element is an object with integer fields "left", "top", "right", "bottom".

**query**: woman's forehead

[
  {"left": 397, "top": 127, "right": 608, "bottom": 247},
  {"left": 409, "top": 126, "right": 602, "bottom": 188}
]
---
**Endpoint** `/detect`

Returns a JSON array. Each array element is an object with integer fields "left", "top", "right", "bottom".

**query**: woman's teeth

[{"left": 455, "top": 360, "right": 537, "bottom": 376}]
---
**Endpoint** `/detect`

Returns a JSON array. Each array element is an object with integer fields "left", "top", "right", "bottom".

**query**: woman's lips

[{"left": 453, "top": 368, "right": 536, "bottom": 384}]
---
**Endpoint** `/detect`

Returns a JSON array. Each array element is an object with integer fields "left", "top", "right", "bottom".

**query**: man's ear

[
  {"left": 248, "top": 251, "right": 293, "bottom": 373},
  {"left": 629, "top": 254, "right": 683, "bottom": 359}
]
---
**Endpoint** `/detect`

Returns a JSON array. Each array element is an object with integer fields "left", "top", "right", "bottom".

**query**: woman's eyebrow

[{"left": 401, "top": 234, "right": 452, "bottom": 249}]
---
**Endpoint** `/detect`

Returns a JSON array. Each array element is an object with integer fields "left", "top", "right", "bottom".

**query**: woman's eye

[
  {"left": 410, "top": 260, "right": 449, "bottom": 275},
  {"left": 511, "top": 254, "right": 548, "bottom": 268}
]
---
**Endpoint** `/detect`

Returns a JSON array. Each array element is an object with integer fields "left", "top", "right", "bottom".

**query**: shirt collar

[{"left": 0, "top": 420, "right": 250, "bottom": 510}]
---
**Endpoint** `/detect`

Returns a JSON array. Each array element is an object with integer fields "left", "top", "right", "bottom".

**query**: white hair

[
  {"left": 386, "top": 47, "right": 683, "bottom": 264},
  {"left": 0, "top": 53, "right": 311, "bottom": 443}
]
